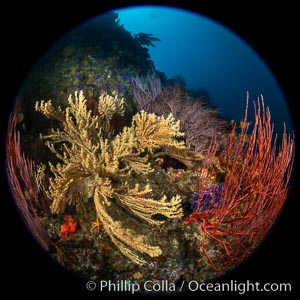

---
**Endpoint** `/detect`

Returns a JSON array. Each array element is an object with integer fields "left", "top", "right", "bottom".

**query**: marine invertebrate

[
  {"left": 132, "top": 75, "right": 227, "bottom": 153},
  {"left": 6, "top": 112, "right": 50, "bottom": 250},
  {"left": 35, "top": 90, "right": 184, "bottom": 264},
  {"left": 184, "top": 94, "right": 295, "bottom": 273},
  {"left": 131, "top": 72, "right": 162, "bottom": 111},
  {"left": 153, "top": 86, "right": 227, "bottom": 153},
  {"left": 133, "top": 33, "right": 161, "bottom": 48},
  {"left": 90, "top": 218, "right": 101, "bottom": 233},
  {"left": 61, "top": 215, "right": 78, "bottom": 239},
  {"left": 190, "top": 183, "right": 225, "bottom": 212}
]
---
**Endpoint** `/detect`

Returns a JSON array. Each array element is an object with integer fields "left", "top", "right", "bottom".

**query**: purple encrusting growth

[
  {"left": 117, "top": 83, "right": 124, "bottom": 94},
  {"left": 190, "top": 183, "right": 225, "bottom": 212}
]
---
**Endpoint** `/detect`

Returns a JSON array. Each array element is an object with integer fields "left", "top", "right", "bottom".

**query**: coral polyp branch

[{"left": 35, "top": 90, "right": 184, "bottom": 264}]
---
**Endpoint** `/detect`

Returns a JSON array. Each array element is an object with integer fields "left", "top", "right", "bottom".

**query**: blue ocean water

[{"left": 116, "top": 6, "right": 293, "bottom": 134}]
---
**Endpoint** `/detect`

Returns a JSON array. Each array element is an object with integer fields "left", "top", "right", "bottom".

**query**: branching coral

[
  {"left": 133, "top": 110, "right": 185, "bottom": 153},
  {"left": 153, "top": 86, "right": 227, "bottom": 153},
  {"left": 6, "top": 113, "right": 51, "bottom": 250},
  {"left": 184, "top": 94, "right": 295, "bottom": 273},
  {"left": 35, "top": 90, "right": 184, "bottom": 264}
]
